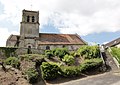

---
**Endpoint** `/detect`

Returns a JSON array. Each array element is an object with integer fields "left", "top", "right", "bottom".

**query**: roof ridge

[{"left": 39, "top": 33, "right": 76, "bottom": 35}]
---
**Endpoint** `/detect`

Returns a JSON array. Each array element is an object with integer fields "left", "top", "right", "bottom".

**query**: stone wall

[
  {"left": 0, "top": 45, "right": 82, "bottom": 59},
  {"left": 0, "top": 47, "right": 18, "bottom": 59},
  {"left": 39, "top": 44, "right": 81, "bottom": 51},
  {"left": 0, "top": 47, "right": 44, "bottom": 59}
]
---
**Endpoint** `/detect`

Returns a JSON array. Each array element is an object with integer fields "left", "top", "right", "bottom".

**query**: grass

[{"left": 110, "top": 47, "right": 120, "bottom": 64}]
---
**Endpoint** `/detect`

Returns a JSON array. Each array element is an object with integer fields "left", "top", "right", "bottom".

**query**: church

[{"left": 6, "top": 9, "right": 86, "bottom": 51}]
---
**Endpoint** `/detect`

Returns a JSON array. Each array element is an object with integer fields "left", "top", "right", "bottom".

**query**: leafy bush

[
  {"left": 80, "top": 58, "right": 103, "bottom": 72},
  {"left": 19, "top": 54, "right": 44, "bottom": 61},
  {"left": 60, "top": 66, "right": 81, "bottom": 77},
  {"left": 4, "top": 57, "right": 20, "bottom": 69},
  {"left": 69, "top": 51, "right": 75, "bottom": 56},
  {"left": 45, "top": 50, "right": 53, "bottom": 58},
  {"left": 54, "top": 48, "right": 69, "bottom": 59},
  {"left": 77, "top": 45, "right": 100, "bottom": 59},
  {"left": 41, "top": 62, "right": 60, "bottom": 80},
  {"left": 110, "top": 47, "right": 120, "bottom": 63},
  {"left": 62, "top": 54, "right": 75, "bottom": 65},
  {"left": 41, "top": 58, "right": 103, "bottom": 80},
  {"left": 25, "top": 68, "right": 38, "bottom": 84},
  {"left": 60, "top": 58, "right": 102, "bottom": 77}
]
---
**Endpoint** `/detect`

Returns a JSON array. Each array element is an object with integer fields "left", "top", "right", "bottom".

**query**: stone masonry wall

[{"left": 0, "top": 47, "right": 43, "bottom": 59}]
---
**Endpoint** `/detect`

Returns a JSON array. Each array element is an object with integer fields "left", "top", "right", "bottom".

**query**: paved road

[{"left": 61, "top": 70, "right": 120, "bottom": 85}]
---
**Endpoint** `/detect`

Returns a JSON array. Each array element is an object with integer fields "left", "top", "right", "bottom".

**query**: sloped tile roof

[
  {"left": 105, "top": 37, "right": 120, "bottom": 47},
  {"left": 7, "top": 35, "right": 20, "bottom": 41},
  {"left": 7, "top": 33, "right": 87, "bottom": 45},
  {"left": 38, "top": 33, "right": 86, "bottom": 45}
]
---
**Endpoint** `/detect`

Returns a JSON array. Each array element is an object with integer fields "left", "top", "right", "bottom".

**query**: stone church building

[{"left": 6, "top": 9, "right": 86, "bottom": 51}]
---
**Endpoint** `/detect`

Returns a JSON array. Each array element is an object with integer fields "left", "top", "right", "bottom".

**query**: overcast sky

[{"left": 0, "top": 0, "right": 120, "bottom": 46}]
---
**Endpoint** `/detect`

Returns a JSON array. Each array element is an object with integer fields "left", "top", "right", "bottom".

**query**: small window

[
  {"left": 46, "top": 46, "right": 50, "bottom": 50},
  {"left": 63, "top": 45, "right": 65, "bottom": 48},
  {"left": 28, "top": 46, "right": 32, "bottom": 54},
  {"left": 27, "top": 16, "right": 30, "bottom": 22},
  {"left": 28, "top": 46, "right": 31, "bottom": 49},
  {"left": 32, "top": 16, "right": 35, "bottom": 22}
]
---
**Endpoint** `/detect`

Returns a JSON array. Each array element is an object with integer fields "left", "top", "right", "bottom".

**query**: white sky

[{"left": 0, "top": 0, "right": 120, "bottom": 46}]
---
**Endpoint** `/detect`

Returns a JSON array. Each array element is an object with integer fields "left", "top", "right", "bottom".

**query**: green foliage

[
  {"left": 0, "top": 47, "right": 18, "bottom": 58},
  {"left": 41, "top": 58, "right": 103, "bottom": 80},
  {"left": 80, "top": 58, "right": 103, "bottom": 71},
  {"left": 53, "top": 48, "right": 69, "bottom": 59},
  {"left": 45, "top": 50, "right": 53, "bottom": 58},
  {"left": 62, "top": 54, "right": 75, "bottom": 65},
  {"left": 25, "top": 68, "right": 38, "bottom": 84},
  {"left": 19, "top": 54, "right": 44, "bottom": 61},
  {"left": 60, "top": 58, "right": 102, "bottom": 77},
  {"left": 110, "top": 47, "right": 120, "bottom": 63},
  {"left": 4, "top": 57, "right": 20, "bottom": 69},
  {"left": 77, "top": 45, "right": 100, "bottom": 59},
  {"left": 41, "top": 62, "right": 60, "bottom": 80},
  {"left": 60, "top": 66, "right": 81, "bottom": 77},
  {"left": 69, "top": 51, "right": 74, "bottom": 56}
]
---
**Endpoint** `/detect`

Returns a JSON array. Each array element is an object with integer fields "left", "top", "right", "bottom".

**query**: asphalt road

[{"left": 61, "top": 70, "right": 120, "bottom": 85}]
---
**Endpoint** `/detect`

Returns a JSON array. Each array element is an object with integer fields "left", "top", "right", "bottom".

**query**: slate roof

[{"left": 104, "top": 37, "right": 120, "bottom": 47}]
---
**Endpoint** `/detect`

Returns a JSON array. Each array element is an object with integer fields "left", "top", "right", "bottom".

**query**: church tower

[{"left": 19, "top": 9, "right": 39, "bottom": 48}]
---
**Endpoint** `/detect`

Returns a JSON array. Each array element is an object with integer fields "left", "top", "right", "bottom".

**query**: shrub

[
  {"left": 0, "top": 47, "right": 18, "bottom": 58},
  {"left": 69, "top": 51, "right": 75, "bottom": 56},
  {"left": 41, "top": 58, "right": 103, "bottom": 80},
  {"left": 4, "top": 57, "right": 20, "bottom": 69},
  {"left": 25, "top": 68, "right": 38, "bottom": 84},
  {"left": 45, "top": 50, "right": 53, "bottom": 58},
  {"left": 80, "top": 58, "right": 103, "bottom": 72},
  {"left": 19, "top": 54, "right": 44, "bottom": 61},
  {"left": 77, "top": 45, "right": 100, "bottom": 59},
  {"left": 62, "top": 54, "right": 75, "bottom": 65},
  {"left": 54, "top": 48, "right": 69, "bottom": 59},
  {"left": 41, "top": 62, "right": 60, "bottom": 80},
  {"left": 60, "top": 66, "right": 81, "bottom": 77}
]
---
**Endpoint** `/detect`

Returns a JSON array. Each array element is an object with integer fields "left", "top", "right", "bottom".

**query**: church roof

[
  {"left": 38, "top": 33, "right": 86, "bottom": 45},
  {"left": 7, "top": 35, "right": 20, "bottom": 41},
  {"left": 7, "top": 33, "right": 86, "bottom": 45}
]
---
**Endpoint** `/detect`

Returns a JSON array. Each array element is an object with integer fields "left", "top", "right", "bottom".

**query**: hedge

[
  {"left": 53, "top": 48, "right": 69, "bottom": 59},
  {"left": 60, "top": 66, "right": 81, "bottom": 77},
  {"left": 41, "top": 62, "right": 61, "bottom": 80},
  {"left": 41, "top": 58, "right": 103, "bottom": 80},
  {"left": 77, "top": 45, "right": 100, "bottom": 59},
  {"left": 80, "top": 58, "right": 103, "bottom": 72},
  {"left": 62, "top": 54, "right": 75, "bottom": 65}
]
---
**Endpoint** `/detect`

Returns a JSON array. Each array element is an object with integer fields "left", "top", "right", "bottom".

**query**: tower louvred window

[
  {"left": 32, "top": 16, "right": 35, "bottom": 22},
  {"left": 27, "top": 16, "right": 30, "bottom": 22}
]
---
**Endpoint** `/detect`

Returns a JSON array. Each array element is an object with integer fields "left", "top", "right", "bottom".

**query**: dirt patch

[{"left": 0, "top": 66, "right": 30, "bottom": 85}]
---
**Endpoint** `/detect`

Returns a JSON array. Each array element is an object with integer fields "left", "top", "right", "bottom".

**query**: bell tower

[
  {"left": 19, "top": 9, "right": 39, "bottom": 48},
  {"left": 20, "top": 9, "right": 39, "bottom": 38}
]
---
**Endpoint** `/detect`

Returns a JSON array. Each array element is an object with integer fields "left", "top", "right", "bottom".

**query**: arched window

[
  {"left": 27, "top": 46, "right": 32, "bottom": 54},
  {"left": 46, "top": 46, "right": 50, "bottom": 50},
  {"left": 27, "top": 16, "right": 30, "bottom": 22},
  {"left": 32, "top": 16, "right": 35, "bottom": 22},
  {"left": 62, "top": 45, "right": 65, "bottom": 48}
]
